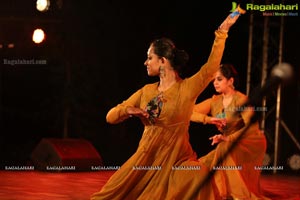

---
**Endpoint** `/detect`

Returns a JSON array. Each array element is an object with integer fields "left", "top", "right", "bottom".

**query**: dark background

[{"left": 0, "top": 0, "right": 299, "bottom": 172}]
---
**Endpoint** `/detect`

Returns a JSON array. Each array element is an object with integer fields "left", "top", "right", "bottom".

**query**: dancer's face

[
  {"left": 144, "top": 45, "right": 163, "bottom": 76},
  {"left": 213, "top": 70, "right": 234, "bottom": 94}
]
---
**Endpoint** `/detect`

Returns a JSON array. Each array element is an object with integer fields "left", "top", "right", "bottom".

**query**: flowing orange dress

[
  {"left": 90, "top": 30, "right": 228, "bottom": 200},
  {"left": 192, "top": 91, "right": 270, "bottom": 200}
]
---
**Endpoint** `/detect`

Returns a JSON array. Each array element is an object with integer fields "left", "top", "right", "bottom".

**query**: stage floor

[{"left": 0, "top": 170, "right": 299, "bottom": 200}]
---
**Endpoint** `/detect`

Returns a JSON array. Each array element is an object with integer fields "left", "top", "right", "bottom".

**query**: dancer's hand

[
  {"left": 126, "top": 106, "right": 149, "bottom": 118},
  {"left": 218, "top": 5, "right": 246, "bottom": 32},
  {"left": 209, "top": 117, "right": 227, "bottom": 131},
  {"left": 209, "top": 134, "right": 228, "bottom": 145}
]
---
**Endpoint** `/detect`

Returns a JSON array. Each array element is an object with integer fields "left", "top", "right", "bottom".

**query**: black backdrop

[{"left": 0, "top": 0, "right": 299, "bottom": 170}]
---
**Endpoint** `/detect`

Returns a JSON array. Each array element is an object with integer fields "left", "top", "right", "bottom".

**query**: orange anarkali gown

[
  {"left": 192, "top": 91, "right": 270, "bottom": 200},
  {"left": 91, "top": 30, "right": 228, "bottom": 200}
]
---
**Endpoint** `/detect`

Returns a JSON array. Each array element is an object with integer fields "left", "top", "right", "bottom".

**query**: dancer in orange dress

[
  {"left": 191, "top": 63, "right": 270, "bottom": 199},
  {"left": 91, "top": 9, "right": 243, "bottom": 200}
]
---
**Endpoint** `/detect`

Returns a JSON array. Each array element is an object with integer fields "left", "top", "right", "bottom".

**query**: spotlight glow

[
  {"left": 36, "top": 0, "right": 50, "bottom": 12},
  {"left": 32, "top": 29, "right": 46, "bottom": 44},
  {"left": 288, "top": 154, "right": 300, "bottom": 170},
  {"left": 262, "top": 153, "right": 271, "bottom": 166}
]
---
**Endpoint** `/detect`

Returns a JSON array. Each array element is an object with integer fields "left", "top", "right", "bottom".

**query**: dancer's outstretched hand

[{"left": 218, "top": 5, "right": 246, "bottom": 32}]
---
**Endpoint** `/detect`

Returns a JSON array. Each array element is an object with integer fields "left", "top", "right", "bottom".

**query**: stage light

[
  {"left": 32, "top": 29, "right": 46, "bottom": 44},
  {"left": 36, "top": 0, "right": 50, "bottom": 12},
  {"left": 8, "top": 43, "right": 15, "bottom": 48},
  {"left": 288, "top": 154, "right": 300, "bottom": 170},
  {"left": 262, "top": 153, "right": 272, "bottom": 166}
]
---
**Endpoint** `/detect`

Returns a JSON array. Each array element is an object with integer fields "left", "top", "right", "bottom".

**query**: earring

[{"left": 159, "top": 66, "right": 166, "bottom": 77}]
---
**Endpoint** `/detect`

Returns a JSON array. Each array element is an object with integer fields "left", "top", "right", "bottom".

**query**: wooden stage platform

[{"left": 0, "top": 170, "right": 299, "bottom": 200}]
